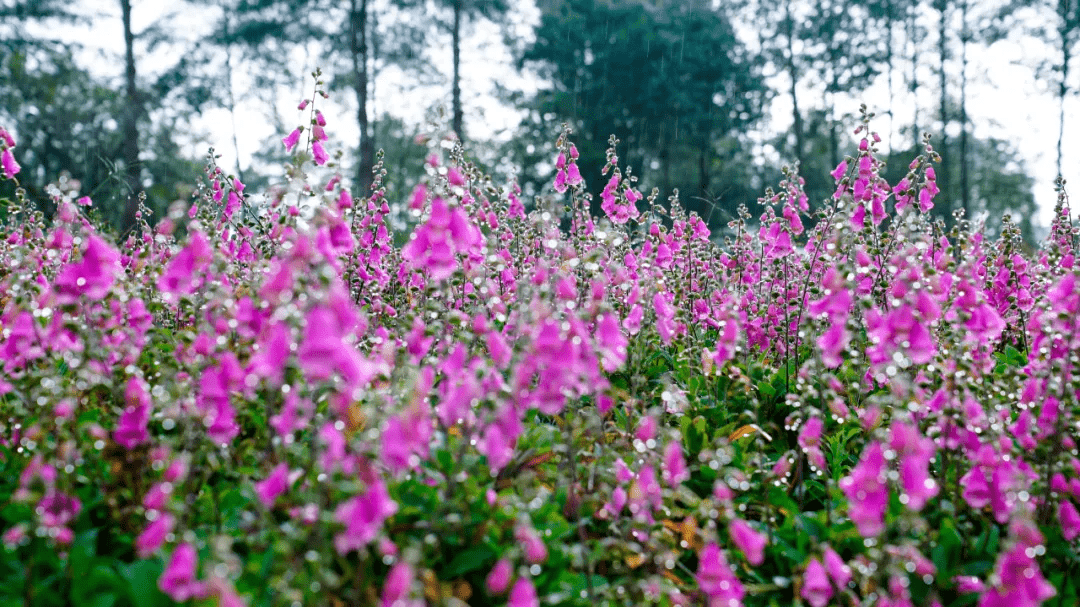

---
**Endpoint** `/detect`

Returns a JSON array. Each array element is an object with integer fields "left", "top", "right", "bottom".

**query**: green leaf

[
  {"left": 558, "top": 572, "right": 609, "bottom": 598},
  {"left": 82, "top": 593, "right": 116, "bottom": 607},
  {"left": 683, "top": 415, "right": 705, "bottom": 455},
  {"left": 440, "top": 545, "right": 496, "bottom": 579},
  {"left": 770, "top": 372, "right": 788, "bottom": 396},
  {"left": 767, "top": 486, "right": 801, "bottom": 522},
  {"left": 757, "top": 381, "right": 776, "bottom": 400},
  {"left": 932, "top": 519, "right": 962, "bottom": 574},
  {"left": 686, "top": 376, "right": 704, "bottom": 395},
  {"left": 118, "top": 559, "right": 167, "bottom": 607},
  {"left": 959, "top": 560, "right": 994, "bottom": 578},
  {"left": 435, "top": 447, "right": 454, "bottom": 472},
  {"left": 69, "top": 529, "right": 99, "bottom": 577}
]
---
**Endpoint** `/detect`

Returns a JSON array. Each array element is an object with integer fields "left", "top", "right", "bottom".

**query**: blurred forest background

[{"left": 1, "top": 0, "right": 1075, "bottom": 242}]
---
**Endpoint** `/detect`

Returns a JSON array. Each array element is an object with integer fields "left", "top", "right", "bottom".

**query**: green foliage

[
  {"left": 520, "top": 0, "right": 769, "bottom": 226},
  {"left": 0, "top": 47, "right": 200, "bottom": 231}
]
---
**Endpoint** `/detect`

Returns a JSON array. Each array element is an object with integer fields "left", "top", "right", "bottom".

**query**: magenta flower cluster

[{"left": 0, "top": 95, "right": 1078, "bottom": 607}]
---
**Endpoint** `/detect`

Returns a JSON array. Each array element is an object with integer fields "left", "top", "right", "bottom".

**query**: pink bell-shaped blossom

[
  {"left": 158, "top": 543, "right": 206, "bottom": 602},
  {"left": 508, "top": 577, "right": 539, "bottom": 607},
  {"left": 282, "top": 127, "right": 301, "bottom": 152},
  {"left": 696, "top": 542, "right": 744, "bottom": 606},
  {"left": 333, "top": 480, "right": 397, "bottom": 555},
  {"left": 486, "top": 558, "right": 512, "bottom": 594},
  {"left": 800, "top": 558, "right": 833, "bottom": 607},
  {"left": 254, "top": 462, "right": 291, "bottom": 507},
  {"left": 838, "top": 442, "right": 888, "bottom": 537},
  {"left": 728, "top": 518, "right": 767, "bottom": 566}
]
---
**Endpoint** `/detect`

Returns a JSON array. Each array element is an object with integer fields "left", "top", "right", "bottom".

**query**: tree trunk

[
  {"left": 959, "top": 0, "right": 969, "bottom": 217},
  {"left": 451, "top": 0, "right": 464, "bottom": 141},
  {"left": 828, "top": 89, "right": 840, "bottom": 170},
  {"left": 661, "top": 145, "right": 671, "bottom": 199},
  {"left": 349, "top": 0, "right": 374, "bottom": 195},
  {"left": 698, "top": 144, "right": 709, "bottom": 201},
  {"left": 1058, "top": 21, "right": 1070, "bottom": 179},
  {"left": 885, "top": 0, "right": 895, "bottom": 150},
  {"left": 784, "top": 0, "right": 805, "bottom": 169},
  {"left": 223, "top": 14, "right": 244, "bottom": 183},
  {"left": 936, "top": 0, "right": 950, "bottom": 217},
  {"left": 119, "top": 0, "right": 141, "bottom": 235},
  {"left": 909, "top": 0, "right": 920, "bottom": 150}
]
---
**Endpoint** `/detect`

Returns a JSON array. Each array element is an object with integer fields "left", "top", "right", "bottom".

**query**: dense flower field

[{"left": 1, "top": 78, "right": 1079, "bottom": 607}]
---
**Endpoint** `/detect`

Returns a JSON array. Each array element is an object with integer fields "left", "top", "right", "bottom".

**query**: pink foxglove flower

[
  {"left": 1, "top": 147, "right": 19, "bottom": 179},
  {"left": 113, "top": 377, "right": 151, "bottom": 449},
  {"left": 960, "top": 444, "right": 1028, "bottom": 524},
  {"left": 337, "top": 188, "right": 353, "bottom": 210},
  {"left": 1060, "top": 500, "right": 1080, "bottom": 541},
  {"left": 552, "top": 146, "right": 584, "bottom": 192},
  {"left": 831, "top": 161, "right": 847, "bottom": 182},
  {"left": 210, "top": 578, "right": 246, "bottom": 607},
  {"left": 486, "top": 558, "right": 512, "bottom": 594},
  {"left": 623, "top": 304, "right": 644, "bottom": 334},
  {"left": 516, "top": 525, "right": 548, "bottom": 564},
  {"left": 801, "top": 558, "right": 833, "bottom": 607},
  {"left": 599, "top": 173, "right": 640, "bottom": 224},
  {"left": 297, "top": 292, "right": 377, "bottom": 393},
  {"left": 312, "top": 140, "right": 329, "bottom": 165},
  {"left": 163, "top": 458, "right": 189, "bottom": 483},
  {"left": 254, "top": 462, "right": 291, "bottom": 507},
  {"left": 248, "top": 321, "right": 292, "bottom": 385},
  {"left": 159, "top": 543, "right": 206, "bottom": 602},
  {"left": 508, "top": 577, "right": 538, "bottom": 607},
  {"left": 224, "top": 191, "right": 241, "bottom": 219},
  {"left": 653, "top": 292, "right": 678, "bottom": 344},
  {"left": 401, "top": 197, "right": 481, "bottom": 281},
  {"left": 136, "top": 513, "right": 174, "bottom": 558},
  {"left": 603, "top": 485, "right": 627, "bottom": 516},
  {"left": 282, "top": 128, "right": 301, "bottom": 152},
  {"left": 662, "top": 441, "right": 689, "bottom": 488},
  {"left": 696, "top": 543, "right": 744, "bottom": 606},
  {"left": 760, "top": 221, "right": 793, "bottom": 259},
  {"left": 954, "top": 575, "right": 985, "bottom": 594},
  {"left": 381, "top": 405, "right": 432, "bottom": 475},
  {"left": 838, "top": 442, "right": 888, "bottom": 537},
  {"left": 380, "top": 562, "right": 414, "bottom": 607},
  {"left": 893, "top": 178, "right": 913, "bottom": 212},
  {"left": 158, "top": 231, "right": 214, "bottom": 296},
  {"left": 728, "top": 518, "right": 767, "bottom": 566},
  {"left": 978, "top": 543, "right": 1055, "bottom": 607},
  {"left": 334, "top": 480, "right": 397, "bottom": 555},
  {"left": 596, "top": 311, "right": 630, "bottom": 369},
  {"left": 197, "top": 354, "right": 243, "bottom": 444},
  {"left": 143, "top": 483, "right": 170, "bottom": 511},
  {"left": 633, "top": 465, "right": 664, "bottom": 515},
  {"left": 889, "top": 421, "right": 938, "bottom": 511},
  {"left": 478, "top": 404, "right": 522, "bottom": 472},
  {"left": 566, "top": 160, "right": 582, "bottom": 185},
  {"left": 798, "top": 417, "right": 824, "bottom": 451},
  {"left": 38, "top": 492, "right": 80, "bottom": 544},
  {"left": 54, "top": 234, "right": 122, "bottom": 303},
  {"left": 447, "top": 166, "right": 466, "bottom": 186},
  {"left": 635, "top": 415, "right": 657, "bottom": 441},
  {"left": 823, "top": 546, "right": 851, "bottom": 589}
]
